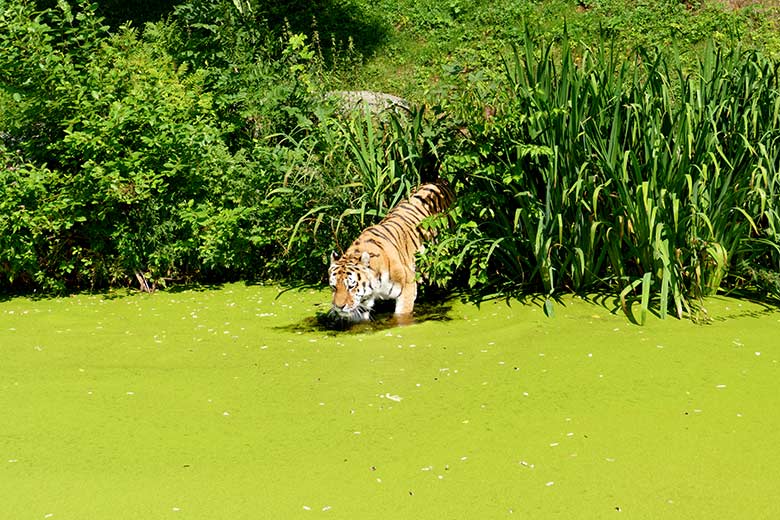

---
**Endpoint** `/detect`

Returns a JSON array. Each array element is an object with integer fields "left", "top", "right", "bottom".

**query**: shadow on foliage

[
  {"left": 263, "top": 0, "right": 389, "bottom": 59},
  {"left": 34, "top": 0, "right": 180, "bottom": 28},
  {"left": 95, "top": 0, "right": 180, "bottom": 28},
  {"left": 58, "top": 0, "right": 389, "bottom": 59}
]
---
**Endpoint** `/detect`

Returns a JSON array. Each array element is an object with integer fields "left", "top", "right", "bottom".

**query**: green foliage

[
  {"left": 152, "top": 0, "right": 328, "bottom": 147},
  {"left": 284, "top": 104, "right": 447, "bottom": 271},
  {"left": 330, "top": 0, "right": 780, "bottom": 100},
  {"left": 2, "top": 1, "right": 222, "bottom": 289},
  {"left": 427, "top": 32, "right": 780, "bottom": 316},
  {"left": 0, "top": 0, "right": 338, "bottom": 291},
  {"left": 2, "top": 0, "right": 780, "bottom": 320},
  {"left": 577, "top": 0, "right": 741, "bottom": 49}
]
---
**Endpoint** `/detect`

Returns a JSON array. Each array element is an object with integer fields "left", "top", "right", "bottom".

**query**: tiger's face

[{"left": 328, "top": 251, "right": 377, "bottom": 322}]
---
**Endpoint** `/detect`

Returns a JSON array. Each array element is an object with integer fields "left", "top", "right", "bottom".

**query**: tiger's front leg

[{"left": 393, "top": 280, "right": 417, "bottom": 319}]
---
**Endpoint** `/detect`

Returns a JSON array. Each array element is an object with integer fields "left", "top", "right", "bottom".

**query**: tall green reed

[
  {"left": 442, "top": 32, "right": 780, "bottom": 319},
  {"left": 285, "top": 103, "right": 441, "bottom": 255}
]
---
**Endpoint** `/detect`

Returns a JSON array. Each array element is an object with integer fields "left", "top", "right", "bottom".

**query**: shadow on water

[
  {"left": 581, "top": 289, "right": 780, "bottom": 323},
  {"left": 277, "top": 299, "right": 454, "bottom": 335}
]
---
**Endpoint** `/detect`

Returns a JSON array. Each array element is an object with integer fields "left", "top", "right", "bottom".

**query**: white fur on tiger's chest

[{"left": 369, "top": 270, "right": 403, "bottom": 301}]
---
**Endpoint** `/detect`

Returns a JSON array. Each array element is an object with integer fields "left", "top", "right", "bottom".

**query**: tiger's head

[{"left": 328, "top": 251, "right": 377, "bottom": 322}]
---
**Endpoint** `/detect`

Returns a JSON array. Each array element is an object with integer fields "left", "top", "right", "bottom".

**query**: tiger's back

[{"left": 328, "top": 180, "right": 454, "bottom": 322}]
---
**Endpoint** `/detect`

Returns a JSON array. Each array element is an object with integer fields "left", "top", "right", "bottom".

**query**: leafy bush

[
  {"left": 2, "top": 1, "right": 227, "bottom": 289},
  {"left": 0, "top": 0, "right": 420, "bottom": 292},
  {"left": 0, "top": 0, "right": 339, "bottom": 291}
]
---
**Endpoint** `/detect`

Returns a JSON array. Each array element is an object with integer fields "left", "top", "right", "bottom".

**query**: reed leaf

[{"left": 445, "top": 29, "right": 780, "bottom": 319}]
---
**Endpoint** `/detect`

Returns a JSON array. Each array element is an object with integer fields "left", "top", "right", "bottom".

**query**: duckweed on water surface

[{"left": 1, "top": 284, "right": 779, "bottom": 519}]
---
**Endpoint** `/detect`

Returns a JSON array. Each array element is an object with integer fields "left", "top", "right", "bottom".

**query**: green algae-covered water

[{"left": 1, "top": 284, "right": 779, "bottom": 519}]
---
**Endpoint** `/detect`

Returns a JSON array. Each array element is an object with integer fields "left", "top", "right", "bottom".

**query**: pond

[{"left": 1, "top": 283, "right": 778, "bottom": 519}]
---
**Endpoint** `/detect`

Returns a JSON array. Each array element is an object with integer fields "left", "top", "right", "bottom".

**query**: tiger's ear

[
  {"left": 360, "top": 251, "right": 371, "bottom": 266},
  {"left": 330, "top": 251, "right": 340, "bottom": 265}
]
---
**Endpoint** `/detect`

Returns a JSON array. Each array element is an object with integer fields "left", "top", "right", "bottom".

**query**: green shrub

[
  {"left": 1, "top": 1, "right": 223, "bottom": 289},
  {"left": 0, "top": 1, "right": 334, "bottom": 290}
]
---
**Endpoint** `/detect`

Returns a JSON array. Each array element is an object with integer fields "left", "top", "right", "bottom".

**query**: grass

[{"left": 323, "top": 0, "right": 780, "bottom": 98}]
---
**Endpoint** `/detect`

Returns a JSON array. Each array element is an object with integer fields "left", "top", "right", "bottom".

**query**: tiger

[{"left": 328, "top": 179, "right": 454, "bottom": 322}]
